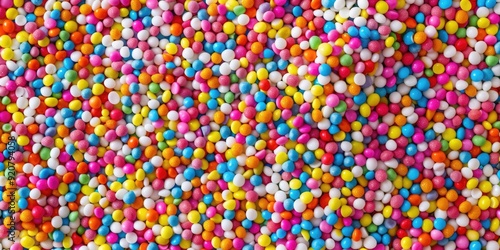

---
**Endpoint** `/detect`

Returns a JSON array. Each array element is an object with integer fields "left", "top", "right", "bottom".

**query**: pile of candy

[{"left": 2, "top": 0, "right": 500, "bottom": 249}]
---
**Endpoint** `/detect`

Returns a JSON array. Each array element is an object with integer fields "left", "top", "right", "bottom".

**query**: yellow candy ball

[
  {"left": 300, "top": 192, "right": 313, "bottom": 204},
  {"left": 17, "top": 135, "right": 30, "bottom": 146},
  {"left": 289, "top": 179, "right": 302, "bottom": 189},
  {"left": 44, "top": 97, "right": 58, "bottom": 107},
  {"left": 20, "top": 236, "right": 35, "bottom": 248},
  {"left": 63, "top": 237, "right": 73, "bottom": 248},
  {"left": 1, "top": 48, "right": 14, "bottom": 60},
  {"left": 69, "top": 100, "right": 82, "bottom": 111},
  {"left": 375, "top": 1, "right": 389, "bottom": 14},
  {"left": 187, "top": 211, "right": 201, "bottom": 223},
  {"left": 89, "top": 192, "right": 101, "bottom": 203},
  {"left": 388, "top": 126, "right": 402, "bottom": 139},
  {"left": 16, "top": 31, "right": 29, "bottom": 43},
  {"left": 123, "top": 180, "right": 136, "bottom": 190},
  {"left": 422, "top": 219, "right": 434, "bottom": 232},
  {"left": 311, "top": 85, "right": 324, "bottom": 96},
  {"left": 0, "top": 35, "right": 12, "bottom": 48},
  {"left": 258, "top": 235, "right": 271, "bottom": 247},
  {"left": 13, "top": 0, "right": 23, "bottom": 7},
  {"left": 442, "top": 128, "right": 456, "bottom": 141},
  {"left": 351, "top": 121, "right": 362, "bottom": 131},
  {"left": 400, "top": 237, "right": 412, "bottom": 249},
  {"left": 478, "top": 196, "right": 491, "bottom": 210},
  {"left": 317, "top": 43, "right": 333, "bottom": 56},
  {"left": 161, "top": 226, "right": 173, "bottom": 239},
  {"left": 12, "top": 112, "right": 24, "bottom": 124},
  {"left": 257, "top": 68, "right": 269, "bottom": 80},
  {"left": 340, "top": 205, "right": 353, "bottom": 217},
  {"left": 445, "top": 21, "right": 458, "bottom": 34},
  {"left": 407, "top": 206, "right": 420, "bottom": 218},
  {"left": 340, "top": 170, "right": 354, "bottom": 182},
  {"left": 165, "top": 43, "right": 178, "bottom": 54},
  {"left": 477, "top": 17, "right": 491, "bottom": 29},
  {"left": 132, "top": 114, "right": 143, "bottom": 126},
  {"left": 366, "top": 93, "right": 381, "bottom": 106},
  {"left": 64, "top": 21, "right": 78, "bottom": 33},
  {"left": 479, "top": 181, "right": 493, "bottom": 193},
  {"left": 460, "top": 0, "right": 472, "bottom": 11},
  {"left": 491, "top": 197, "right": 499, "bottom": 209},
  {"left": 223, "top": 22, "right": 235, "bottom": 34},
  {"left": 91, "top": 32, "right": 103, "bottom": 45},
  {"left": 466, "top": 178, "right": 478, "bottom": 190},
  {"left": 449, "top": 139, "right": 462, "bottom": 150},
  {"left": 98, "top": 245, "right": 111, "bottom": 250},
  {"left": 466, "top": 229, "right": 480, "bottom": 241},
  {"left": 253, "top": 22, "right": 268, "bottom": 33},
  {"left": 491, "top": 219, "right": 500, "bottom": 232},
  {"left": 432, "top": 63, "right": 445, "bottom": 74},
  {"left": 275, "top": 152, "right": 288, "bottom": 164},
  {"left": 193, "top": 148, "right": 206, "bottom": 159},
  {"left": 92, "top": 84, "right": 105, "bottom": 95},
  {"left": 360, "top": 214, "right": 372, "bottom": 227},
  {"left": 136, "top": 208, "right": 147, "bottom": 221},
  {"left": 311, "top": 168, "right": 323, "bottom": 180},
  {"left": 382, "top": 206, "right": 393, "bottom": 218},
  {"left": 112, "top": 210, "right": 124, "bottom": 221},
  {"left": 359, "top": 103, "right": 371, "bottom": 118},
  {"left": 81, "top": 186, "right": 94, "bottom": 195},
  {"left": 43, "top": 75, "right": 55, "bottom": 86}
]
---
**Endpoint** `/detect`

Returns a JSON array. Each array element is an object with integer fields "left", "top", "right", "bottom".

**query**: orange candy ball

[
  {"left": 89, "top": 96, "right": 102, "bottom": 109},
  {"left": 246, "top": 156, "right": 260, "bottom": 168}
]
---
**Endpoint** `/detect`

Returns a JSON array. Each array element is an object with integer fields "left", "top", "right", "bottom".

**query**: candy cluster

[{"left": 2, "top": 0, "right": 500, "bottom": 249}]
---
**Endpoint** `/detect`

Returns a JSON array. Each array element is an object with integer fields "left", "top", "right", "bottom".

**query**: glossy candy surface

[{"left": 1, "top": 0, "right": 500, "bottom": 250}]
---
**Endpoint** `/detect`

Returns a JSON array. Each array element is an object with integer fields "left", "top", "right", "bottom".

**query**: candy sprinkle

[{"left": 2, "top": 0, "right": 500, "bottom": 250}]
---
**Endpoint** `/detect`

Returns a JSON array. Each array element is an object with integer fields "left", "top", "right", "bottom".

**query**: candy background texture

[{"left": 2, "top": 0, "right": 500, "bottom": 249}]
